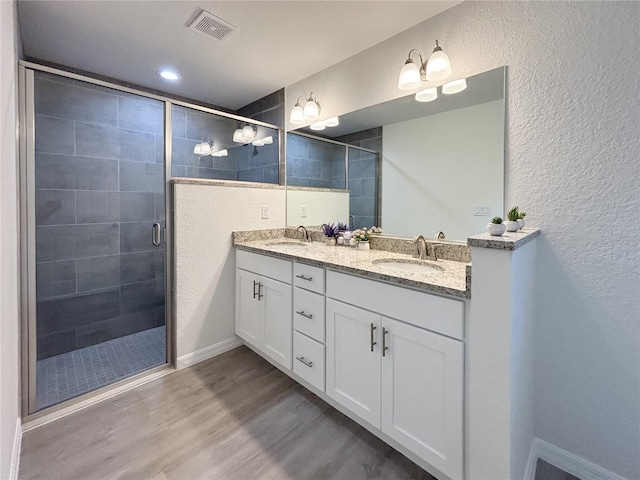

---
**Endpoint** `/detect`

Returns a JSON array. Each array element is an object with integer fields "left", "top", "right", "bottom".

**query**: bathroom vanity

[{"left": 233, "top": 232, "right": 473, "bottom": 479}]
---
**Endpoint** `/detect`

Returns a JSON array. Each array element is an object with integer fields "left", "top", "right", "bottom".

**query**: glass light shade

[
  {"left": 252, "top": 139, "right": 264, "bottom": 146},
  {"left": 398, "top": 60, "right": 421, "bottom": 91},
  {"left": 324, "top": 116, "right": 339, "bottom": 127},
  {"left": 442, "top": 78, "right": 467, "bottom": 94},
  {"left": 290, "top": 104, "right": 305, "bottom": 125},
  {"left": 200, "top": 143, "right": 212, "bottom": 156},
  {"left": 262, "top": 136, "right": 273, "bottom": 144},
  {"left": 220, "top": 149, "right": 228, "bottom": 156},
  {"left": 303, "top": 99, "right": 319, "bottom": 121},
  {"left": 415, "top": 87, "right": 437, "bottom": 102},
  {"left": 425, "top": 49, "right": 452, "bottom": 82},
  {"left": 213, "top": 149, "right": 228, "bottom": 157},
  {"left": 233, "top": 128, "right": 244, "bottom": 143},
  {"left": 242, "top": 125, "right": 255, "bottom": 140},
  {"left": 310, "top": 122, "right": 325, "bottom": 131},
  {"left": 193, "top": 143, "right": 203, "bottom": 155}
]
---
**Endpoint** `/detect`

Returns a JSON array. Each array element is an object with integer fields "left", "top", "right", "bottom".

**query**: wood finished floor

[{"left": 20, "top": 346, "right": 434, "bottom": 480}]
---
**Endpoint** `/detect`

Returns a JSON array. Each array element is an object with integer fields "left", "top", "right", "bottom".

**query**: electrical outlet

[
  {"left": 261, "top": 205, "right": 269, "bottom": 219},
  {"left": 474, "top": 205, "right": 491, "bottom": 216},
  {"left": 300, "top": 205, "right": 307, "bottom": 218}
]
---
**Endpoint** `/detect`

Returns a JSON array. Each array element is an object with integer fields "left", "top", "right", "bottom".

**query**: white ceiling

[{"left": 17, "top": 1, "right": 461, "bottom": 110}]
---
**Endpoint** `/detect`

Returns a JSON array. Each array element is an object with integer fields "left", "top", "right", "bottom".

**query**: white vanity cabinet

[
  {"left": 236, "top": 250, "right": 293, "bottom": 370},
  {"left": 326, "top": 270, "right": 464, "bottom": 480}
]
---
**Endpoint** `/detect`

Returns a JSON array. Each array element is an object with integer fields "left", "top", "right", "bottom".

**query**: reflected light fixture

[
  {"left": 262, "top": 136, "right": 273, "bottom": 144},
  {"left": 397, "top": 40, "right": 452, "bottom": 90},
  {"left": 212, "top": 149, "right": 228, "bottom": 157},
  {"left": 233, "top": 124, "right": 257, "bottom": 143},
  {"left": 442, "top": 78, "right": 467, "bottom": 94},
  {"left": 310, "top": 122, "right": 325, "bottom": 131},
  {"left": 324, "top": 117, "right": 339, "bottom": 127},
  {"left": 290, "top": 92, "right": 321, "bottom": 125}
]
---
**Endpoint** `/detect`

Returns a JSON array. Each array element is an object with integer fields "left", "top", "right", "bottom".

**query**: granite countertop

[
  {"left": 233, "top": 237, "right": 471, "bottom": 299},
  {"left": 467, "top": 228, "right": 540, "bottom": 250}
]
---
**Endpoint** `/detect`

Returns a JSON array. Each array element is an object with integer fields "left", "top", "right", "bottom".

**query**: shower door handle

[{"left": 152, "top": 223, "right": 161, "bottom": 247}]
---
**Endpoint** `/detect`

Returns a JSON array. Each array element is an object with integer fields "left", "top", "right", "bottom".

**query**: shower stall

[{"left": 19, "top": 63, "right": 280, "bottom": 415}]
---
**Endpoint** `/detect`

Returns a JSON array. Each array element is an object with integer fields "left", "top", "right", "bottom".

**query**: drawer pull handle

[
  {"left": 252, "top": 280, "right": 259, "bottom": 299},
  {"left": 296, "top": 274, "right": 313, "bottom": 281},
  {"left": 296, "top": 310, "right": 313, "bottom": 319},
  {"left": 258, "top": 282, "right": 263, "bottom": 300},
  {"left": 382, "top": 327, "right": 389, "bottom": 357},
  {"left": 296, "top": 356, "right": 313, "bottom": 368},
  {"left": 370, "top": 323, "right": 377, "bottom": 352}
]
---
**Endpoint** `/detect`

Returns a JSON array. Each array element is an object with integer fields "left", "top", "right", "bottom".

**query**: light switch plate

[
  {"left": 300, "top": 205, "right": 307, "bottom": 218},
  {"left": 261, "top": 205, "right": 269, "bottom": 219},
  {"left": 474, "top": 205, "right": 491, "bottom": 216}
]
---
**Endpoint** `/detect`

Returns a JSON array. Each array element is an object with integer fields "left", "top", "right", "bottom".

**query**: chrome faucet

[
  {"left": 296, "top": 225, "right": 311, "bottom": 242},
  {"left": 413, "top": 235, "right": 428, "bottom": 260},
  {"left": 434, "top": 231, "right": 445, "bottom": 240},
  {"left": 349, "top": 214, "right": 356, "bottom": 229}
]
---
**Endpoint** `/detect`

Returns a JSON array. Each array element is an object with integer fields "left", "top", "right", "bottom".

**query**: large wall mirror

[{"left": 286, "top": 66, "right": 506, "bottom": 242}]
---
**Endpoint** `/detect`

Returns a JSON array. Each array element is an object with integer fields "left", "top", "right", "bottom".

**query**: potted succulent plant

[
  {"left": 486, "top": 217, "right": 506, "bottom": 236},
  {"left": 322, "top": 223, "right": 339, "bottom": 246},
  {"left": 517, "top": 210, "right": 527, "bottom": 230},
  {"left": 505, "top": 206, "right": 520, "bottom": 232},
  {"left": 353, "top": 228, "right": 371, "bottom": 250},
  {"left": 337, "top": 222, "right": 348, "bottom": 232}
]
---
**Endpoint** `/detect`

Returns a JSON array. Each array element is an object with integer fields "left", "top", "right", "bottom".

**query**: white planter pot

[
  {"left": 358, "top": 241, "right": 370, "bottom": 251},
  {"left": 518, "top": 219, "right": 525, "bottom": 230},
  {"left": 504, "top": 221, "right": 520, "bottom": 232},
  {"left": 325, "top": 237, "right": 336, "bottom": 246},
  {"left": 486, "top": 223, "right": 506, "bottom": 236}
]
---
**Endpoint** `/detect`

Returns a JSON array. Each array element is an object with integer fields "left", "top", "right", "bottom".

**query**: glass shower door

[{"left": 30, "top": 71, "right": 167, "bottom": 411}]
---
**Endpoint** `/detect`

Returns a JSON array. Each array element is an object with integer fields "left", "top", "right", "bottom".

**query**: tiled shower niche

[{"left": 34, "top": 72, "right": 166, "bottom": 360}]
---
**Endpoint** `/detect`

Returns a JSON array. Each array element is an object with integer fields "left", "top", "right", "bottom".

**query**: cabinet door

[
  {"left": 381, "top": 317, "right": 463, "bottom": 480},
  {"left": 235, "top": 269, "right": 262, "bottom": 345},
  {"left": 326, "top": 299, "right": 381, "bottom": 428},
  {"left": 262, "top": 276, "right": 293, "bottom": 370}
]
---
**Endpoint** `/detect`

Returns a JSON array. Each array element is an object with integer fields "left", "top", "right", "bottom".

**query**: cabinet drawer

[
  {"left": 236, "top": 249, "right": 292, "bottom": 284},
  {"left": 293, "top": 332, "right": 325, "bottom": 392},
  {"left": 293, "top": 263, "right": 325, "bottom": 294},
  {"left": 326, "top": 270, "right": 464, "bottom": 340},
  {"left": 293, "top": 287, "right": 325, "bottom": 342}
]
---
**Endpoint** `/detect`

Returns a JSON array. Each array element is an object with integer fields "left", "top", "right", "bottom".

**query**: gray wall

[
  {"left": 34, "top": 72, "right": 165, "bottom": 359},
  {"left": 286, "top": 133, "right": 346, "bottom": 189}
]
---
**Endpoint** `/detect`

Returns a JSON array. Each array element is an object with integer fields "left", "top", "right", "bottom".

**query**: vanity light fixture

[
  {"left": 310, "top": 122, "right": 326, "bottom": 131},
  {"left": 212, "top": 149, "right": 228, "bottom": 157},
  {"left": 290, "top": 92, "right": 321, "bottom": 125},
  {"left": 397, "top": 40, "right": 452, "bottom": 91},
  {"left": 233, "top": 124, "right": 257, "bottom": 143},
  {"left": 262, "top": 136, "right": 273, "bottom": 144},
  {"left": 324, "top": 116, "right": 339, "bottom": 127},
  {"left": 442, "top": 78, "right": 467, "bottom": 94}
]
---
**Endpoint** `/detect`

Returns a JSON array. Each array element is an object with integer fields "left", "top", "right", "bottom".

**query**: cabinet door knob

[
  {"left": 382, "top": 327, "right": 389, "bottom": 357},
  {"left": 370, "top": 323, "right": 377, "bottom": 352}
]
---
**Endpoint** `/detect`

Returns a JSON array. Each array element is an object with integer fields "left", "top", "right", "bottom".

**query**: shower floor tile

[{"left": 36, "top": 327, "right": 166, "bottom": 411}]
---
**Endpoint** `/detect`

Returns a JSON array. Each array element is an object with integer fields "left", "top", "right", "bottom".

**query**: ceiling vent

[{"left": 188, "top": 10, "right": 237, "bottom": 41}]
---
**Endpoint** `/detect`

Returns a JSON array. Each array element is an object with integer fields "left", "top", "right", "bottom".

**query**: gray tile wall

[
  {"left": 35, "top": 72, "right": 165, "bottom": 360},
  {"left": 171, "top": 105, "right": 279, "bottom": 183},
  {"left": 286, "top": 133, "right": 346, "bottom": 189},
  {"left": 336, "top": 128, "right": 381, "bottom": 229}
]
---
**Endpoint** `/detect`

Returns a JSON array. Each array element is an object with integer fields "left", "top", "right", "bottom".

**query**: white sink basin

[
  {"left": 265, "top": 241, "right": 308, "bottom": 248},
  {"left": 373, "top": 259, "right": 442, "bottom": 275}
]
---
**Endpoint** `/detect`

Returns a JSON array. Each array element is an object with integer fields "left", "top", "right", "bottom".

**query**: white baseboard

[
  {"left": 524, "top": 437, "right": 628, "bottom": 480},
  {"left": 176, "top": 337, "right": 244, "bottom": 369},
  {"left": 9, "top": 418, "right": 21, "bottom": 480}
]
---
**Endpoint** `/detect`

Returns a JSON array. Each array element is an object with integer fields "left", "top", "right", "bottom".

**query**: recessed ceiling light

[{"left": 157, "top": 69, "right": 179, "bottom": 81}]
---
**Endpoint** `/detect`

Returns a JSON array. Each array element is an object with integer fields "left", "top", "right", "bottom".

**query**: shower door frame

[{"left": 17, "top": 62, "right": 177, "bottom": 418}]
